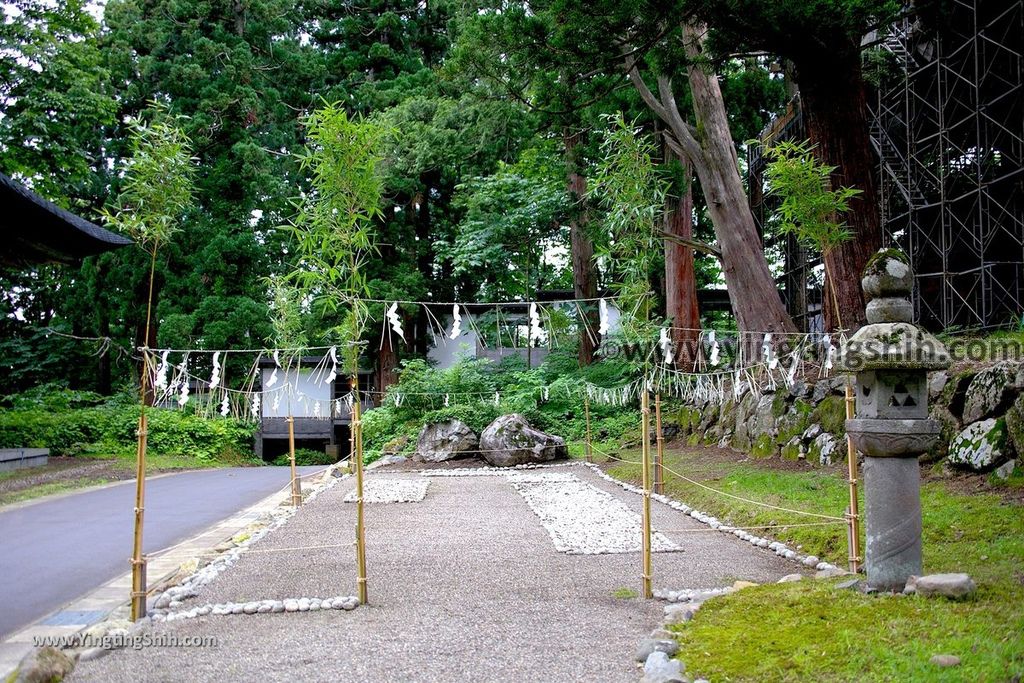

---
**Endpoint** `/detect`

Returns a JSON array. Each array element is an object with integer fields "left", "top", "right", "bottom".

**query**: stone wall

[{"left": 672, "top": 362, "right": 1021, "bottom": 480}]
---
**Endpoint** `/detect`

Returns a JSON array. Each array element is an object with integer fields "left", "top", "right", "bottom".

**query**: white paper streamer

[
  {"left": 659, "top": 328, "right": 674, "bottom": 365},
  {"left": 386, "top": 302, "right": 405, "bottom": 342},
  {"left": 449, "top": 304, "right": 462, "bottom": 340},
  {"left": 444, "top": 393, "right": 450, "bottom": 407},
  {"left": 209, "top": 352, "right": 221, "bottom": 389},
  {"left": 494, "top": 391, "right": 500, "bottom": 407},
  {"left": 251, "top": 393, "right": 260, "bottom": 419},
  {"left": 220, "top": 394, "right": 230, "bottom": 417},
  {"left": 177, "top": 370, "right": 190, "bottom": 407},
  {"left": 155, "top": 351, "right": 170, "bottom": 391},
  {"left": 313, "top": 400, "right": 321, "bottom": 419},
  {"left": 529, "top": 303, "right": 542, "bottom": 343},
  {"left": 598, "top": 298, "right": 610, "bottom": 335},
  {"left": 325, "top": 346, "right": 338, "bottom": 385},
  {"left": 823, "top": 334, "right": 835, "bottom": 373},
  {"left": 762, "top": 334, "right": 778, "bottom": 370},
  {"left": 708, "top": 331, "right": 720, "bottom": 366}
]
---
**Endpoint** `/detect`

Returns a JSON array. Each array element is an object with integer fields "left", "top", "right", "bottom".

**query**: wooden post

[
  {"left": 288, "top": 414, "right": 301, "bottom": 506},
  {"left": 129, "top": 401, "right": 148, "bottom": 621},
  {"left": 584, "top": 395, "right": 593, "bottom": 463},
  {"left": 352, "top": 377, "right": 368, "bottom": 603},
  {"left": 845, "top": 380, "right": 862, "bottom": 573},
  {"left": 641, "top": 390, "right": 653, "bottom": 599},
  {"left": 654, "top": 393, "right": 665, "bottom": 495}
]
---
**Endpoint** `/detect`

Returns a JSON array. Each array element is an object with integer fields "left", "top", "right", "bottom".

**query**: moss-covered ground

[{"left": 606, "top": 445, "right": 1024, "bottom": 682}]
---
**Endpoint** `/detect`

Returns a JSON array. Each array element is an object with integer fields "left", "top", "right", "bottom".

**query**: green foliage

[
  {"left": 270, "top": 448, "right": 335, "bottom": 467},
  {"left": 359, "top": 351, "right": 642, "bottom": 462},
  {"left": 590, "top": 114, "right": 668, "bottom": 344},
  {"left": 447, "top": 144, "right": 570, "bottom": 300},
  {"left": 762, "top": 139, "right": 860, "bottom": 255},
  {"left": 101, "top": 103, "right": 195, "bottom": 250},
  {"left": 0, "top": 387, "right": 256, "bottom": 462},
  {"left": 266, "top": 275, "right": 309, "bottom": 360},
  {"left": 288, "top": 103, "right": 386, "bottom": 365}
]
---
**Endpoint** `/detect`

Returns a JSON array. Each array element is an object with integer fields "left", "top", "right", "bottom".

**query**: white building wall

[{"left": 261, "top": 368, "right": 332, "bottom": 418}]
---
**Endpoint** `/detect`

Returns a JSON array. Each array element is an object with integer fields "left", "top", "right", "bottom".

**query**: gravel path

[{"left": 71, "top": 464, "right": 801, "bottom": 683}]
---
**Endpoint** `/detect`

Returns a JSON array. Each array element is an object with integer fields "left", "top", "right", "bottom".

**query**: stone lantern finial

[{"left": 838, "top": 249, "right": 952, "bottom": 591}]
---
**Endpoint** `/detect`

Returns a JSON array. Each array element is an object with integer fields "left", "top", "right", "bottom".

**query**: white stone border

[
  {"left": 583, "top": 463, "right": 839, "bottom": 576},
  {"left": 150, "top": 467, "right": 350, "bottom": 617},
  {"left": 156, "top": 595, "right": 360, "bottom": 622}
]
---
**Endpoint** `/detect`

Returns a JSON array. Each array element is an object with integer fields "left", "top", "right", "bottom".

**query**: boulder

[
  {"left": 414, "top": 420, "right": 478, "bottom": 463},
  {"left": 11, "top": 647, "right": 75, "bottom": 683},
  {"left": 642, "top": 652, "right": 686, "bottom": 683},
  {"left": 478, "top": 414, "right": 567, "bottom": 467},
  {"left": 1003, "top": 393, "right": 1024, "bottom": 455},
  {"left": 913, "top": 573, "right": 977, "bottom": 600},
  {"left": 962, "top": 361, "right": 1024, "bottom": 423},
  {"left": 947, "top": 418, "right": 1012, "bottom": 472},
  {"left": 811, "top": 432, "right": 840, "bottom": 466}
]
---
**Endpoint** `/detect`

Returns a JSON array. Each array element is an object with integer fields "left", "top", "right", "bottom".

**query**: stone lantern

[{"left": 837, "top": 249, "right": 951, "bottom": 591}]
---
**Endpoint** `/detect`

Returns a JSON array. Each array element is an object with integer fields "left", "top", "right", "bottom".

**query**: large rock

[
  {"left": 478, "top": 414, "right": 567, "bottom": 467},
  {"left": 414, "top": 420, "right": 478, "bottom": 463},
  {"left": 912, "top": 573, "right": 977, "bottom": 600},
  {"left": 962, "top": 361, "right": 1024, "bottom": 423},
  {"left": 10, "top": 646, "right": 75, "bottom": 683},
  {"left": 947, "top": 418, "right": 1011, "bottom": 472}
]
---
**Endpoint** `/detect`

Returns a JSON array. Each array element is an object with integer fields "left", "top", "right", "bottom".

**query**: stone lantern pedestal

[{"left": 838, "top": 250, "right": 950, "bottom": 591}]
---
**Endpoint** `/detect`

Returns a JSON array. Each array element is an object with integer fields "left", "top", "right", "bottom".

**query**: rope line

[{"left": 657, "top": 462, "right": 846, "bottom": 521}]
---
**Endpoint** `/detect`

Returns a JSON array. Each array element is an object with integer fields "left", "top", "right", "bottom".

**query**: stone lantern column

[{"left": 837, "top": 250, "right": 951, "bottom": 591}]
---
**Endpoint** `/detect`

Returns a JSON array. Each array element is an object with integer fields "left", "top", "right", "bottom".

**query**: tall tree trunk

[
  {"left": 795, "top": 47, "right": 881, "bottom": 331},
  {"left": 377, "top": 326, "right": 398, "bottom": 394},
  {"left": 377, "top": 238, "right": 400, "bottom": 393},
  {"left": 627, "top": 23, "right": 796, "bottom": 339},
  {"left": 414, "top": 175, "right": 436, "bottom": 357},
  {"left": 563, "top": 127, "right": 600, "bottom": 365},
  {"left": 663, "top": 143, "right": 701, "bottom": 365}
]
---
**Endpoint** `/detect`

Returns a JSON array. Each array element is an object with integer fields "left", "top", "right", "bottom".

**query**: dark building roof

[{"left": 0, "top": 172, "right": 133, "bottom": 266}]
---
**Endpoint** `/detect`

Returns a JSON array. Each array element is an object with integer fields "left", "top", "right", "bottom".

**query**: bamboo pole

[
  {"left": 129, "top": 393, "right": 148, "bottom": 621},
  {"left": 641, "top": 390, "right": 653, "bottom": 599},
  {"left": 130, "top": 248, "right": 159, "bottom": 622},
  {"left": 352, "top": 377, "right": 368, "bottom": 604},
  {"left": 654, "top": 393, "right": 665, "bottom": 495},
  {"left": 584, "top": 395, "right": 593, "bottom": 463},
  {"left": 844, "top": 380, "right": 862, "bottom": 573},
  {"left": 288, "top": 414, "right": 301, "bottom": 506}
]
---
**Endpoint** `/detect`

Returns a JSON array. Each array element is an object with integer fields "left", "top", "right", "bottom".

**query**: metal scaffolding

[
  {"left": 749, "top": 0, "right": 1024, "bottom": 331},
  {"left": 870, "top": 0, "right": 1024, "bottom": 330}
]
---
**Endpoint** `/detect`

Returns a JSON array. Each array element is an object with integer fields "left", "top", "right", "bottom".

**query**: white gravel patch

[
  {"left": 345, "top": 478, "right": 430, "bottom": 503},
  {"left": 508, "top": 472, "right": 680, "bottom": 555}
]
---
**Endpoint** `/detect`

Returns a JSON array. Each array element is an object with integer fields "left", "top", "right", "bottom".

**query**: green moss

[
  {"left": 751, "top": 434, "right": 777, "bottom": 459},
  {"left": 1004, "top": 395, "right": 1024, "bottom": 454},
  {"left": 780, "top": 442, "right": 803, "bottom": 461},
  {"left": 793, "top": 399, "right": 814, "bottom": 416},
  {"left": 813, "top": 395, "right": 847, "bottom": 436},
  {"left": 686, "top": 433, "right": 700, "bottom": 446},
  {"left": 863, "top": 247, "right": 910, "bottom": 277},
  {"left": 612, "top": 587, "right": 638, "bottom": 600},
  {"left": 771, "top": 393, "right": 789, "bottom": 418},
  {"left": 609, "top": 447, "right": 1024, "bottom": 682}
]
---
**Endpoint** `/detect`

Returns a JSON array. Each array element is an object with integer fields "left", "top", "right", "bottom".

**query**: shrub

[
  {"left": 0, "top": 386, "right": 257, "bottom": 463},
  {"left": 271, "top": 447, "right": 335, "bottom": 467}
]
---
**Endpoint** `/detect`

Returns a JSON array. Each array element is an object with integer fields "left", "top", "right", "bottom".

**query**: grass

[
  {"left": 605, "top": 447, "right": 1024, "bottom": 682},
  {"left": 612, "top": 587, "right": 639, "bottom": 600},
  {"left": 0, "top": 477, "right": 113, "bottom": 506}
]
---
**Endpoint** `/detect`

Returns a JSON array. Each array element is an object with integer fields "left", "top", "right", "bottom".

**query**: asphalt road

[{"left": 0, "top": 467, "right": 319, "bottom": 639}]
